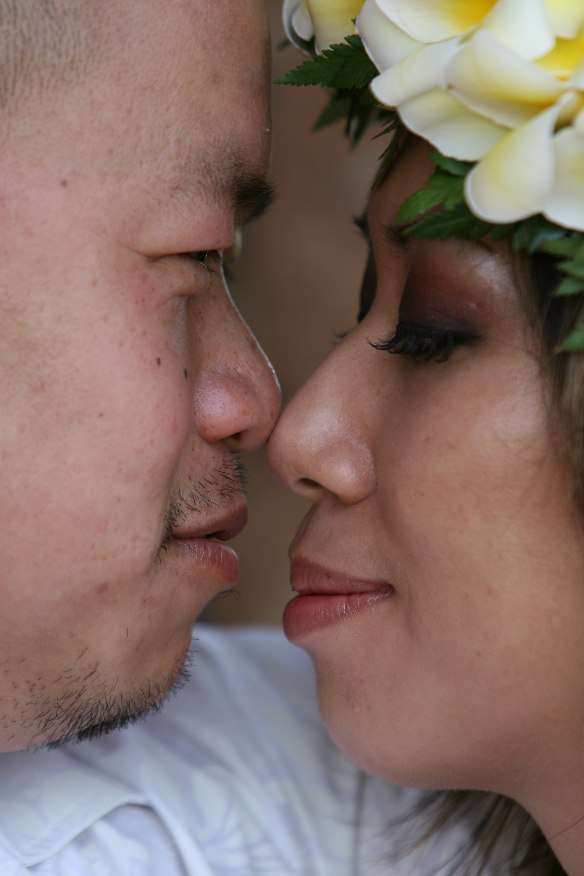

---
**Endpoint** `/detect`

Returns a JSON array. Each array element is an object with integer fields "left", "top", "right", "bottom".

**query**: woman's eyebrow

[
  {"left": 353, "top": 213, "right": 370, "bottom": 241},
  {"left": 354, "top": 213, "right": 408, "bottom": 256},
  {"left": 382, "top": 221, "right": 408, "bottom": 255}
]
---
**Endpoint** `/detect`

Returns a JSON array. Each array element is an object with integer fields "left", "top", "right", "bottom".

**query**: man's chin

[{"left": 42, "top": 652, "right": 192, "bottom": 750}]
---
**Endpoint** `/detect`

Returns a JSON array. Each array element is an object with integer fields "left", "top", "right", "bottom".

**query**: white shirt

[{"left": 0, "top": 626, "right": 482, "bottom": 875}]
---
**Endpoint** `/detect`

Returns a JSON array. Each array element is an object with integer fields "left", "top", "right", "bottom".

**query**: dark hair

[
  {"left": 532, "top": 251, "right": 584, "bottom": 516},
  {"left": 393, "top": 790, "right": 559, "bottom": 875}
]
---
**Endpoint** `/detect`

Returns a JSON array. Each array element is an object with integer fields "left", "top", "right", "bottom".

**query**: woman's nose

[{"left": 267, "top": 339, "right": 375, "bottom": 505}]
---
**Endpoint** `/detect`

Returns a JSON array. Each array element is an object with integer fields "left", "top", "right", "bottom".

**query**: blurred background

[{"left": 203, "top": 0, "right": 380, "bottom": 626}]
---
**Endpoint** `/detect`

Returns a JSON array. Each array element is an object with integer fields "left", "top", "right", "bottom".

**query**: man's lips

[
  {"left": 171, "top": 501, "right": 248, "bottom": 542},
  {"left": 285, "top": 556, "right": 395, "bottom": 641},
  {"left": 161, "top": 502, "right": 248, "bottom": 586}
]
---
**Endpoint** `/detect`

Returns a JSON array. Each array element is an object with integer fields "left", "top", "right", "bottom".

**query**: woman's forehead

[{"left": 368, "top": 137, "right": 435, "bottom": 223}]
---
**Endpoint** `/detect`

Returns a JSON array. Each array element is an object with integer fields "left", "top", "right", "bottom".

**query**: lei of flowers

[{"left": 281, "top": 0, "right": 584, "bottom": 351}]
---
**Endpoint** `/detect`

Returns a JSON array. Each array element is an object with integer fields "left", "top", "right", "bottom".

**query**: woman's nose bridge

[{"left": 268, "top": 337, "right": 376, "bottom": 499}]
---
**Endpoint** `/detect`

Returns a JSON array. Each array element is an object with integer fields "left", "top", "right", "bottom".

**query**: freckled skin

[
  {"left": 0, "top": 0, "right": 279, "bottom": 751},
  {"left": 269, "top": 140, "right": 584, "bottom": 847}
]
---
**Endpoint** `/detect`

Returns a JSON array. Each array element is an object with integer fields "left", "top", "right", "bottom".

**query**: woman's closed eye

[{"left": 372, "top": 322, "right": 479, "bottom": 364}]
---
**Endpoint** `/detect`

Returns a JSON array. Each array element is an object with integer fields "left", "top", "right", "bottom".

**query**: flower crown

[{"left": 280, "top": 0, "right": 584, "bottom": 352}]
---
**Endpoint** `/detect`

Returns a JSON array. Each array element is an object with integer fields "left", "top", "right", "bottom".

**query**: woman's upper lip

[
  {"left": 172, "top": 502, "right": 248, "bottom": 542},
  {"left": 290, "top": 556, "right": 394, "bottom": 595}
]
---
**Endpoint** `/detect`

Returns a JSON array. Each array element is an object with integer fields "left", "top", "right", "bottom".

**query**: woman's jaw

[{"left": 268, "top": 139, "right": 584, "bottom": 829}]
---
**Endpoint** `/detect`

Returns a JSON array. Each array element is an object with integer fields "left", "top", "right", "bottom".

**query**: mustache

[{"left": 161, "top": 455, "right": 247, "bottom": 543}]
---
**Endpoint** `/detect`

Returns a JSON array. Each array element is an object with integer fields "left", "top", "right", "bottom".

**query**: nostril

[{"left": 298, "top": 477, "right": 321, "bottom": 490}]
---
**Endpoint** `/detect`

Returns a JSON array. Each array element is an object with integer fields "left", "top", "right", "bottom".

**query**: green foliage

[
  {"left": 394, "top": 162, "right": 466, "bottom": 224},
  {"left": 314, "top": 85, "right": 386, "bottom": 146},
  {"left": 430, "top": 154, "right": 472, "bottom": 177},
  {"left": 373, "top": 112, "right": 405, "bottom": 182},
  {"left": 402, "top": 205, "right": 497, "bottom": 241},
  {"left": 560, "top": 322, "right": 584, "bottom": 351},
  {"left": 278, "top": 30, "right": 584, "bottom": 352},
  {"left": 510, "top": 216, "right": 566, "bottom": 253},
  {"left": 540, "top": 237, "right": 584, "bottom": 258},
  {"left": 277, "top": 35, "right": 382, "bottom": 147},
  {"left": 392, "top": 153, "right": 584, "bottom": 349},
  {"left": 540, "top": 237, "right": 584, "bottom": 299},
  {"left": 395, "top": 154, "right": 492, "bottom": 237},
  {"left": 276, "top": 36, "right": 377, "bottom": 90}
]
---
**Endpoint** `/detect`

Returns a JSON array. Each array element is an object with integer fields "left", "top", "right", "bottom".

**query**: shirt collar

[{"left": 0, "top": 744, "right": 145, "bottom": 866}]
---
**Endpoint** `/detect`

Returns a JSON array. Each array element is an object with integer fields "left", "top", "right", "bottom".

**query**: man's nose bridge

[
  {"left": 191, "top": 296, "right": 281, "bottom": 448},
  {"left": 227, "top": 305, "right": 281, "bottom": 430}
]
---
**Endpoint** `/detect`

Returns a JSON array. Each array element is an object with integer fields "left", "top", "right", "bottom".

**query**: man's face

[{"left": 0, "top": 0, "right": 279, "bottom": 750}]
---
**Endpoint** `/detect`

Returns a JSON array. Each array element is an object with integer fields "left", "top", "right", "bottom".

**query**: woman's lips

[{"left": 284, "top": 557, "right": 395, "bottom": 642}]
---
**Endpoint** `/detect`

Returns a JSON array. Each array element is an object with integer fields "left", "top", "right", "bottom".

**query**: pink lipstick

[{"left": 284, "top": 557, "right": 394, "bottom": 642}]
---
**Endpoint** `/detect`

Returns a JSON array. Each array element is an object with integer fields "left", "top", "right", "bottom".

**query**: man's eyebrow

[
  {"left": 173, "top": 152, "right": 276, "bottom": 224},
  {"left": 232, "top": 172, "right": 276, "bottom": 224}
]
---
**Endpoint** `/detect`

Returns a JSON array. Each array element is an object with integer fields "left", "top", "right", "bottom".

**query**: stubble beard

[
  {"left": 13, "top": 456, "right": 247, "bottom": 750},
  {"left": 40, "top": 650, "right": 192, "bottom": 750}
]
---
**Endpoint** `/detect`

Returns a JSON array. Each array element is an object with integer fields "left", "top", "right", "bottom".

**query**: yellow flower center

[
  {"left": 538, "top": 27, "right": 584, "bottom": 81},
  {"left": 441, "top": 0, "right": 496, "bottom": 33}
]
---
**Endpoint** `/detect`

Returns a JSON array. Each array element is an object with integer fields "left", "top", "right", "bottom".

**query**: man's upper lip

[
  {"left": 290, "top": 556, "right": 394, "bottom": 595},
  {"left": 172, "top": 502, "right": 248, "bottom": 542}
]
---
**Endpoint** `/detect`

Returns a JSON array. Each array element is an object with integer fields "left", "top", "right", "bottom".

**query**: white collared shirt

[
  {"left": 0, "top": 625, "right": 487, "bottom": 875},
  {"left": 0, "top": 626, "right": 407, "bottom": 875}
]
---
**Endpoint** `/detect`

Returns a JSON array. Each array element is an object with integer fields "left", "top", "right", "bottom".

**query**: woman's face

[{"left": 268, "top": 139, "right": 584, "bottom": 801}]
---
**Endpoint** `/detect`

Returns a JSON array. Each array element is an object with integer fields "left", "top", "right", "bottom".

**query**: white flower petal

[
  {"left": 575, "top": 106, "right": 584, "bottom": 136},
  {"left": 543, "top": 126, "right": 584, "bottom": 230},
  {"left": 306, "top": 0, "right": 362, "bottom": 51},
  {"left": 538, "top": 26, "right": 584, "bottom": 80},
  {"left": 391, "top": 88, "right": 508, "bottom": 160},
  {"left": 447, "top": 30, "right": 564, "bottom": 128},
  {"left": 370, "top": 39, "right": 459, "bottom": 106},
  {"left": 480, "top": 0, "right": 554, "bottom": 60},
  {"left": 544, "top": 0, "right": 584, "bottom": 39},
  {"left": 374, "top": 0, "right": 494, "bottom": 43},
  {"left": 573, "top": 58, "right": 584, "bottom": 88},
  {"left": 357, "top": 0, "right": 420, "bottom": 70},
  {"left": 283, "top": 0, "right": 314, "bottom": 46},
  {"left": 465, "top": 103, "right": 562, "bottom": 222},
  {"left": 293, "top": 4, "right": 315, "bottom": 40}
]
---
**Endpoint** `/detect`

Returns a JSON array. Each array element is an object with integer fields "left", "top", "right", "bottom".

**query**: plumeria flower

[
  {"left": 283, "top": 0, "right": 365, "bottom": 53},
  {"left": 356, "top": 0, "right": 584, "bottom": 229}
]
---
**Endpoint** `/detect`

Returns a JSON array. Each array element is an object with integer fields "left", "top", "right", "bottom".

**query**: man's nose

[{"left": 192, "top": 315, "right": 281, "bottom": 452}]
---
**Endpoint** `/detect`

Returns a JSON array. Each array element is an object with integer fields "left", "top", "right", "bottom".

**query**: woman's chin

[{"left": 314, "top": 676, "right": 486, "bottom": 792}]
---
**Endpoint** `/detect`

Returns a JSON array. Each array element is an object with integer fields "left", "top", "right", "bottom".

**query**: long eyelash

[{"left": 372, "top": 322, "right": 477, "bottom": 364}]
